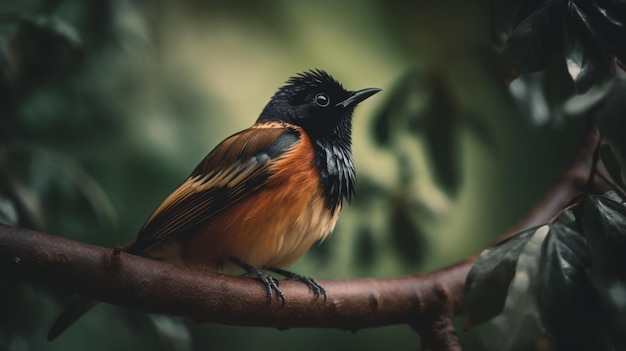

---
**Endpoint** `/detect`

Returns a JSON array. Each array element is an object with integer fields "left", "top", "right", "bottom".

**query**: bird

[{"left": 47, "top": 69, "right": 380, "bottom": 340}]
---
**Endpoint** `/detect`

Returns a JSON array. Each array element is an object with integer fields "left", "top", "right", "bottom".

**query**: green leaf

[
  {"left": 390, "top": 200, "right": 424, "bottom": 266},
  {"left": 582, "top": 193, "right": 626, "bottom": 271},
  {"left": 538, "top": 222, "right": 597, "bottom": 351},
  {"left": 355, "top": 227, "right": 376, "bottom": 268},
  {"left": 0, "top": 41, "right": 10, "bottom": 93},
  {"left": 588, "top": 0, "right": 626, "bottom": 47},
  {"left": 463, "top": 225, "right": 545, "bottom": 329},
  {"left": 370, "top": 70, "right": 423, "bottom": 146},
  {"left": 370, "top": 70, "right": 463, "bottom": 195},
  {"left": 599, "top": 143, "right": 626, "bottom": 191},
  {"left": 562, "top": 16, "right": 599, "bottom": 93},
  {"left": 372, "top": 72, "right": 414, "bottom": 145},
  {"left": 580, "top": 192, "right": 626, "bottom": 347},
  {"left": 0, "top": 195, "right": 18, "bottom": 226},
  {"left": 18, "top": 14, "right": 83, "bottom": 51},
  {"left": 567, "top": 1, "right": 626, "bottom": 52},
  {"left": 491, "top": 0, "right": 546, "bottom": 46},
  {"left": 599, "top": 82, "right": 626, "bottom": 181},
  {"left": 500, "top": 2, "right": 558, "bottom": 83},
  {"left": 419, "top": 75, "right": 460, "bottom": 195},
  {"left": 9, "top": 13, "right": 84, "bottom": 95},
  {"left": 563, "top": 2, "right": 615, "bottom": 93},
  {"left": 587, "top": 271, "right": 626, "bottom": 340}
]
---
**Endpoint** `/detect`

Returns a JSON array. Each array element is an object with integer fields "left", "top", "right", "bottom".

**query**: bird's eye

[{"left": 314, "top": 93, "right": 330, "bottom": 107}]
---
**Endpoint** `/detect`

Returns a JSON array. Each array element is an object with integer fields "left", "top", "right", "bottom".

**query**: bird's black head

[
  {"left": 258, "top": 69, "right": 380, "bottom": 138},
  {"left": 258, "top": 69, "right": 381, "bottom": 211}
]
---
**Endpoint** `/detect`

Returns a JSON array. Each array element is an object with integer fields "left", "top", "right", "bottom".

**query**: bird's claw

[
  {"left": 268, "top": 267, "right": 327, "bottom": 302},
  {"left": 305, "top": 277, "right": 327, "bottom": 302},
  {"left": 243, "top": 267, "right": 285, "bottom": 305},
  {"left": 288, "top": 275, "right": 327, "bottom": 302}
]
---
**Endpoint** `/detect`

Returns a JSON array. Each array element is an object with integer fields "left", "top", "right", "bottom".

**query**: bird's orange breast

[{"left": 179, "top": 129, "right": 340, "bottom": 272}]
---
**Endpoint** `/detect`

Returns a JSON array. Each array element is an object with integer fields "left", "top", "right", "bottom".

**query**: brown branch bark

[
  {"left": 0, "top": 127, "right": 598, "bottom": 350},
  {"left": 417, "top": 314, "right": 461, "bottom": 351},
  {"left": 1, "top": 223, "right": 472, "bottom": 330}
]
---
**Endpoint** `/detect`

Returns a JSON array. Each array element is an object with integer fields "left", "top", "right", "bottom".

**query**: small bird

[{"left": 48, "top": 69, "right": 380, "bottom": 340}]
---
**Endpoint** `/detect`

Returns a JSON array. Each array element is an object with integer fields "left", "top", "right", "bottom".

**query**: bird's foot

[
  {"left": 268, "top": 267, "right": 327, "bottom": 302},
  {"left": 230, "top": 257, "right": 285, "bottom": 304}
]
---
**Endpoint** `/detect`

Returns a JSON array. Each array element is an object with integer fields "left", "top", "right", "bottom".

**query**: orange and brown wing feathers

[
  {"left": 125, "top": 122, "right": 301, "bottom": 255},
  {"left": 180, "top": 126, "right": 339, "bottom": 270}
]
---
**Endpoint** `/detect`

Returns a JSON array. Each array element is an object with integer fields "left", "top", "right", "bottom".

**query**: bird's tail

[{"left": 47, "top": 296, "right": 99, "bottom": 341}]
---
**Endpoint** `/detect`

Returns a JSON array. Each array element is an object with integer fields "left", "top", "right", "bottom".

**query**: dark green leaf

[
  {"left": 3, "top": 174, "right": 45, "bottom": 229},
  {"left": 539, "top": 222, "right": 597, "bottom": 351},
  {"left": 11, "top": 14, "right": 84, "bottom": 94},
  {"left": 370, "top": 70, "right": 423, "bottom": 146},
  {"left": 561, "top": 0, "right": 626, "bottom": 85},
  {"left": 0, "top": 42, "right": 14, "bottom": 137},
  {"left": 491, "top": 0, "right": 544, "bottom": 47},
  {"left": 372, "top": 104, "right": 391, "bottom": 145},
  {"left": 390, "top": 200, "right": 424, "bottom": 266},
  {"left": 469, "top": 226, "right": 548, "bottom": 351},
  {"left": 582, "top": 193, "right": 626, "bottom": 271},
  {"left": 599, "top": 143, "right": 626, "bottom": 191},
  {"left": 370, "top": 70, "right": 463, "bottom": 194},
  {"left": 567, "top": 0, "right": 626, "bottom": 54},
  {"left": 355, "top": 227, "right": 376, "bottom": 268},
  {"left": 563, "top": 3, "right": 615, "bottom": 93},
  {"left": 561, "top": 79, "right": 614, "bottom": 116},
  {"left": 568, "top": 1, "right": 604, "bottom": 44},
  {"left": 18, "top": 14, "right": 83, "bottom": 51},
  {"left": 587, "top": 271, "right": 626, "bottom": 340},
  {"left": 464, "top": 226, "right": 544, "bottom": 329},
  {"left": 353, "top": 177, "right": 387, "bottom": 207},
  {"left": 420, "top": 75, "right": 460, "bottom": 194},
  {"left": 598, "top": 82, "right": 626, "bottom": 175},
  {"left": 490, "top": 0, "right": 524, "bottom": 44},
  {"left": 587, "top": 0, "right": 626, "bottom": 52},
  {"left": 500, "top": 2, "right": 558, "bottom": 82},
  {"left": 555, "top": 206, "right": 577, "bottom": 228},
  {"left": 508, "top": 72, "right": 551, "bottom": 124},
  {"left": 580, "top": 192, "right": 626, "bottom": 346},
  {"left": 562, "top": 18, "right": 599, "bottom": 93},
  {"left": 368, "top": 73, "right": 460, "bottom": 194},
  {"left": 0, "top": 42, "right": 10, "bottom": 94},
  {"left": 0, "top": 195, "right": 18, "bottom": 225}
]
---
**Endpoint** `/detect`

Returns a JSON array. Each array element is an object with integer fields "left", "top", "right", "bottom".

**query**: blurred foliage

[
  {"left": 598, "top": 80, "right": 626, "bottom": 188},
  {"left": 0, "top": 0, "right": 617, "bottom": 350},
  {"left": 464, "top": 1, "right": 626, "bottom": 349},
  {"left": 465, "top": 192, "right": 626, "bottom": 351},
  {"left": 493, "top": 0, "right": 626, "bottom": 92},
  {"left": 373, "top": 69, "right": 496, "bottom": 196},
  {"left": 464, "top": 225, "right": 540, "bottom": 329}
]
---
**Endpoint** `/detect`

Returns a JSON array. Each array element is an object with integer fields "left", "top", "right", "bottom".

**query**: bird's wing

[{"left": 126, "top": 123, "right": 301, "bottom": 254}]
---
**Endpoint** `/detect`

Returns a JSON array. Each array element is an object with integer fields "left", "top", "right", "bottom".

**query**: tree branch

[
  {"left": 1, "top": 223, "right": 472, "bottom": 330},
  {"left": 0, "top": 126, "right": 598, "bottom": 350}
]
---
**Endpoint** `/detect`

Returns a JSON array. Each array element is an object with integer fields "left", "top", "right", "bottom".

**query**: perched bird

[{"left": 48, "top": 69, "right": 380, "bottom": 340}]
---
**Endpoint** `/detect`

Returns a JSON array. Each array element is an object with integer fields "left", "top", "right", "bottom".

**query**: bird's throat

[{"left": 312, "top": 120, "right": 355, "bottom": 211}]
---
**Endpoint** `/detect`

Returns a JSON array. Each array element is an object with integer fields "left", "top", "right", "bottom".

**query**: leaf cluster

[
  {"left": 494, "top": 0, "right": 626, "bottom": 93},
  {"left": 464, "top": 191, "right": 626, "bottom": 350},
  {"left": 464, "top": 2, "right": 626, "bottom": 348}
]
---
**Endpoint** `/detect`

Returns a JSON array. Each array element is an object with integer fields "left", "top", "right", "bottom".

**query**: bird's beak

[{"left": 336, "top": 87, "right": 382, "bottom": 108}]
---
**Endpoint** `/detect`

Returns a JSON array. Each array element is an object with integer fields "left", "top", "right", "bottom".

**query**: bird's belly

[{"left": 180, "top": 147, "right": 340, "bottom": 271}]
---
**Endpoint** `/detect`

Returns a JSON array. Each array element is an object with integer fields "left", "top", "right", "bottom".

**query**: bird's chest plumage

[
  {"left": 178, "top": 131, "right": 341, "bottom": 271},
  {"left": 313, "top": 139, "right": 355, "bottom": 212}
]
